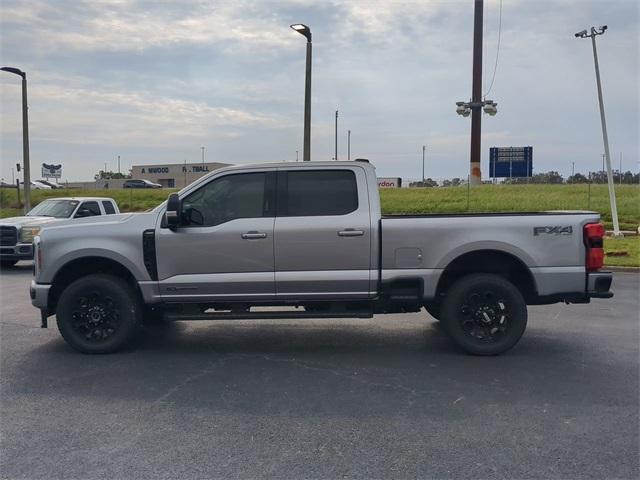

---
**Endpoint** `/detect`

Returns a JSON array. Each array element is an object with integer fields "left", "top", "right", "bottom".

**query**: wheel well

[
  {"left": 48, "top": 257, "right": 140, "bottom": 313},
  {"left": 436, "top": 250, "right": 537, "bottom": 302}
]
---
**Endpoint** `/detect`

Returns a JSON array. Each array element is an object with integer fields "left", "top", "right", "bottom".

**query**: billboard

[
  {"left": 489, "top": 146, "right": 533, "bottom": 178},
  {"left": 41, "top": 163, "right": 62, "bottom": 178},
  {"left": 377, "top": 177, "right": 402, "bottom": 188}
]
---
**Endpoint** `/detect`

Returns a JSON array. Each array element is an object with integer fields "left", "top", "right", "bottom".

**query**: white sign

[
  {"left": 41, "top": 163, "right": 62, "bottom": 178},
  {"left": 377, "top": 177, "right": 402, "bottom": 188}
]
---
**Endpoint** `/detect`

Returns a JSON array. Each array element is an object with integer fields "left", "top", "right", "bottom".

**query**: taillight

[{"left": 584, "top": 223, "right": 605, "bottom": 271}]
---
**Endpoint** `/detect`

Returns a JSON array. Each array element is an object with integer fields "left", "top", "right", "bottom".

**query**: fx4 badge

[{"left": 533, "top": 226, "right": 573, "bottom": 236}]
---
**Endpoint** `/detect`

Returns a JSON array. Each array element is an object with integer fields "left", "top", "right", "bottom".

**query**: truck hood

[
  {"left": 0, "top": 216, "right": 63, "bottom": 228},
  {"left": 41, "top": 211, "right": 159, "bottom": 233}
]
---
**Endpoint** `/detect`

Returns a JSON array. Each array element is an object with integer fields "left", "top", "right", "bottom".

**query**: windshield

[{"left": 27, "top": 200, "right": 79, "bottom": 218}]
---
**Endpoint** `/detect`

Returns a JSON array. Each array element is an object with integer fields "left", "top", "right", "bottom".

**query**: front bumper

[
  {"left": 587, "top": 271, "right": 613, "bottom": 298},
  {"left": 30, "top": 280, "right": 51, "bottom": 310},
  {"left": 0, "top": 243, "right": 33, "bottom": 261}
]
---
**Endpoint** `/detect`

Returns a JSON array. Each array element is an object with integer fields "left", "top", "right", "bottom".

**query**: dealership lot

[{"left": 0, "top": 263, "right": 638, "bottom": 479}]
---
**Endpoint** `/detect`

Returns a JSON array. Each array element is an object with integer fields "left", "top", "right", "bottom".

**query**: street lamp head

[
  {"left": 1, "top": 67, "right": 25, "bottom": 78},
  {"left": 290, "top": 23, "right": 311, "bottom": 42},
  {"left": 593, "top": 25, "right": 607, "bottom": 35},
  {"left": 574, "top": 29, "right": 588, "bottom": 38}
]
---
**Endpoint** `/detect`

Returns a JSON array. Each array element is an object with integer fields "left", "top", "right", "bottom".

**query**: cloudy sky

[{"left": 1, "top": 0, "right": 638, "bottom": 182}]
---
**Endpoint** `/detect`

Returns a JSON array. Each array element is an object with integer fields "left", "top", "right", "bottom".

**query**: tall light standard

[
  {"left": 334, "top": 109, "right": 338, "bottom": 160},
  {"left": 1, "top": 66, "right": 31, "bottom": 212},
  {"left": 422, "top": 145, "right": 426, "bottom": 183},
  {"left": 347, "top": 130, "right": 351, "bottom": 160},
  {"left": 201, "top": 146, "right": 205, "bottom": 165},
  {"left": 290, "top": 24, "right": 312, "bottom": 161},
  {"left": 575, "top": 26, "right": 622, "bottom": 236}
]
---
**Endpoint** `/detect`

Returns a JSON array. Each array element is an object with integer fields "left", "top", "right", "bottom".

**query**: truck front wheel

[
  {"left": 440, "top": 274, "right": 527, "bottom": 355},
  {"left": 56, "top": 274, "right": 142, "bottom": 354}
]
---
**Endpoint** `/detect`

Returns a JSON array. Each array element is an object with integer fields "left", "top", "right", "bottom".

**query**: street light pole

[
  {"left": 347, "top": 130, "right": 351, "bottom": 160},
  {"left": 1, "top": 67, "right": 31, "bottom": 212},
  {"left": 334, "top": 109, "right": 338, "bottom": 160},
  {"left": 201, "top": 146, "right": 205, "bottom": 165},
  {"left": 291, "top": 24, "right": 312, "bottom": 161},
  {"left": 422, "top": 145, "right": 426, "bottom": 183},
  {"left": 576, "top": 25, "right": 622, "bottom": 236}
]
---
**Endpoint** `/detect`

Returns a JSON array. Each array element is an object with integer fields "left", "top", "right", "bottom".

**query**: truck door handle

[
  {"left": 241, "top": 231, "right": 267, "bottom": 239},
  {"left": 338, "top": 229, "right": 364, "bottom": 237}
]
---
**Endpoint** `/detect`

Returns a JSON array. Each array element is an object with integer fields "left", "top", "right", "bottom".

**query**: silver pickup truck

[{"left": 30, "top": 161, "right": 613, "bottom": 355}]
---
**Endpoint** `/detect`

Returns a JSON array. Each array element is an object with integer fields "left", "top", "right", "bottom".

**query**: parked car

[
  {"left": 19, "top": 180, "right": 52, "bottom": 190},
  {"left": 36, "top": 179, "right": 63, "bottom": 189},
  {"left": 31, "top": 161, "right": 612, "bottom": 355},
  {"left": 0, "top": 197, "right": 119, "bottom": 267},
  {"left": 123, "top": 179, "right": 162, "bottom": 189}
]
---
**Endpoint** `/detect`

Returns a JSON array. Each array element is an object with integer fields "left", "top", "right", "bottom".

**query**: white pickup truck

[
  {"left": 0, "top": 197, "right": 119, "bottom": 267},
  {"left": 30, "top": 161, "right": 612, "bottom": 355}
]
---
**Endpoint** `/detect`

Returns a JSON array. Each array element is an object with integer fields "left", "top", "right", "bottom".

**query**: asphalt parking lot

[{"left": 0, "top": 263, "right": 638, "bottom": 479}]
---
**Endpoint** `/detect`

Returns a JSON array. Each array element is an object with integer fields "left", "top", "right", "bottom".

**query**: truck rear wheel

[
  {"left": 440, "top": 274, "right": 527, "bottom": 355},
  {"left": 56, "top": 274, "right": 142, "bottom": 354}
]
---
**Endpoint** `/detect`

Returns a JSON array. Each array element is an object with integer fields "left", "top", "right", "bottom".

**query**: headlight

[{"left": 20, "top": 226, "right": 41, "bottom": 243}]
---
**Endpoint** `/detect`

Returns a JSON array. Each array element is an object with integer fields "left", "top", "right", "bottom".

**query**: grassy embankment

[{"left": 1, "top": 184, "right": 638, "bottom": 266}]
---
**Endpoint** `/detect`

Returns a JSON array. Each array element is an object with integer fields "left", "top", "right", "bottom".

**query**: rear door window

[
  {"left": 279, "top": 170, "right": 358, "bottom": 217},
  {"left": 102, "top": 201, "right": 116, "bottom": 214}
]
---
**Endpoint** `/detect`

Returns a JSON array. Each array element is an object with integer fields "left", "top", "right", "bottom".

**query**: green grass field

[{"left": 1, "top": 184, "right": 638, "bottom": 266}]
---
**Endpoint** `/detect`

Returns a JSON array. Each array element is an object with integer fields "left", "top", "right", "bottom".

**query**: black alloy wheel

[
  {"left": 56, "top": 274, "right": 141, "bottom": 354},
  {"left": 440, "top": 274, "right": 527, "bottom": 355}
]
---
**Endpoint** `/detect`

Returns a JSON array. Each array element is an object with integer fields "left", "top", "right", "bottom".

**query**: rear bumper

[
  {"left": 30, "top": 280, "right": 51, "bottom": 310},
  {"left": 0, "top": 243, "right": 33, "bottom": 261},
  {"left": 587, "top": 271, "right": 613, "bottom": 298}
]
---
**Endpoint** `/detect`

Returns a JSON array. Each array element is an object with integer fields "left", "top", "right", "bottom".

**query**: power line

[{"left": 484, "top": 0, "right": 502, "bottom": 98}]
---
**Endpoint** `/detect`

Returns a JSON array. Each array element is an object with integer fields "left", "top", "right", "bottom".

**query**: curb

[{"left": 605, "top": 266, "right": 640, "bottom": 272}]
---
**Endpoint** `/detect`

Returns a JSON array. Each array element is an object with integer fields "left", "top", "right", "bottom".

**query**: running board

[{"left": 165, "top": 310, "right": 374, "bottom": 321}]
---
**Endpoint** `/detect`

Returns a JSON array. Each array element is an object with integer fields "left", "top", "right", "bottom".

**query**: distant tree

[
  {"left": 441, "top": 179, "right": 452, "bottom": 187},
  {"left": 451, "top": 177, "right": 462, "bottom": 186},
  {"left": 567, "top": 173, "right": 589, "bottom": 184}
]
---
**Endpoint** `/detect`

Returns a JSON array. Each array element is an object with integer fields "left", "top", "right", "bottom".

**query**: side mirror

[{"left": 165, "top": 193, "right": 181, "bottom": 228}]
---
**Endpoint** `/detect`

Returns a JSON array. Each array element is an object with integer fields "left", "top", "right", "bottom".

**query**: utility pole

[
  {"left": 469, "top": 0, "right": 484, "bottom": 185},
  {"left": 601, "top": 153, "right": 605, "bottom": 173},
  {"left": 347, "top": 130, "right": 351, "bottom": 160},
  {"left": 572, "top": 161, "right": 575, "bottom": 177},
  {"left": 117, "top": 155, "right": 121, "bottom": 174},
  {"left": 201, "top": 146, "right": 205, "bottom": 165},
  {"left": 575, "top": 25, "right": 621, "bottom": 236},
  {"left": 619, "top": 152, "right": 622, "bottom": 185},
  {"left": 334, "top": 109, "right": 338, "bottom": 160},
  {"left": 422, "top": 145, "right": 426, "bottom": 183}
]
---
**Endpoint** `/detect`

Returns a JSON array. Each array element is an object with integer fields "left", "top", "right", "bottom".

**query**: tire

[
  {"left": 0, "top": 260, "right": 18, "bottom": 268},
  {"left": 424, "top": 302, "right": 441, "bottom": 321},
  {"left": 56, "top": 274, "right": 142, "bottom": 354},
  {"left": 440, "top": 274, "right": 527, "bottom": 356}
]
